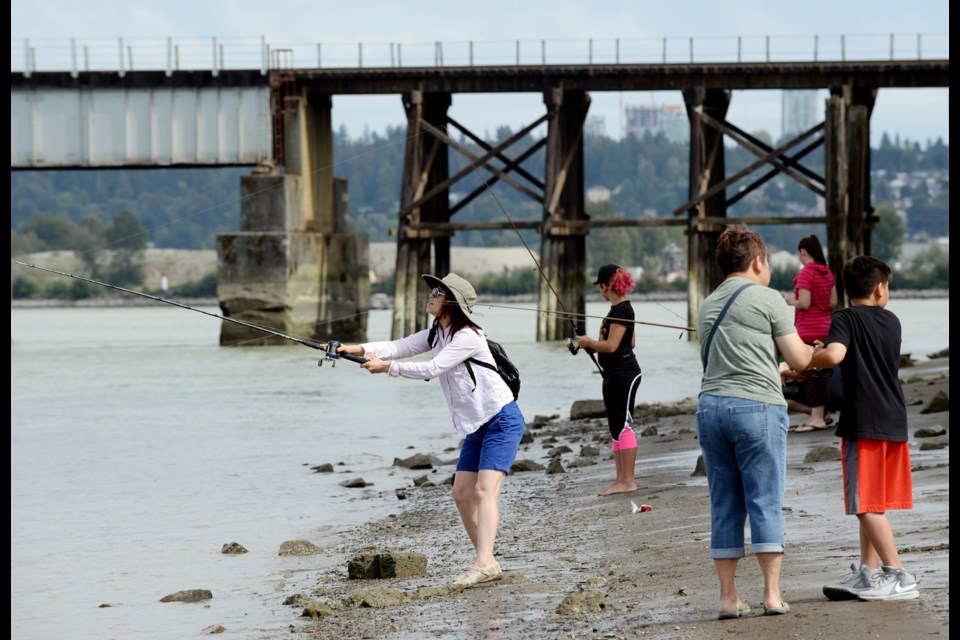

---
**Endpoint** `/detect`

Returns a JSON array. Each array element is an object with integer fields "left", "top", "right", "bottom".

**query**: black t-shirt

[
  {"left": 827, "top": 304, "right": 908, "bottom": 442},
  {"left": 598, "top": 301, "right": 641, "bottom": 373}
]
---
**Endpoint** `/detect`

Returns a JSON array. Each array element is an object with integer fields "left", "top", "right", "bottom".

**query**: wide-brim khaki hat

[{"left": 422, "top": 272, "right": 480, "bottom": 327}]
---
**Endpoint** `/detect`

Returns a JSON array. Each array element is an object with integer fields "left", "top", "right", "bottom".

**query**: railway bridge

[{"left": 11, "top": 46, "right": 949, "bottom": 342}]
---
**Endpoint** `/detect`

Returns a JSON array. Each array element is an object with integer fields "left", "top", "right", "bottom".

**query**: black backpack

[{"left": 428, "top": 323, "right": 521, "bottom": 400}]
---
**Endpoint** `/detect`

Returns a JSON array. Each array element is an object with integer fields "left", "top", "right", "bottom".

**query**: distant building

[
  {"left": 781, "top": 90, "right": 820, "bottom": 139},
  {"left": 658, "top": 240, "right": 686, "bottom": 280},
  {"left": 585, "top": 115, "right": 607, "bottom": 138},
  {"left": 625, "top": 104, "right": 689, "bottom": 144}
]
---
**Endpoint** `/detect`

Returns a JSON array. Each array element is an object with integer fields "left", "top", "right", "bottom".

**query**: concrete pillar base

[
  {"left": 217, "top": 230, "right": 369, "bottom": 346},
  {"left": 216, "top": 170, "right": 369, "bottom": 347}
]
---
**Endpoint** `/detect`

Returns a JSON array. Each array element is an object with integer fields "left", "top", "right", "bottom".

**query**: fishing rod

[
  {"left": 430, "top": 122, "right": 605, "bottom": 375},
  {"left": 11, "top": 260, "right": 367, "bottom": 368}
]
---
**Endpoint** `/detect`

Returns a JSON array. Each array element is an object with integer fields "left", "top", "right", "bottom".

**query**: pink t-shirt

[{"left": 793, "top": 262, "right": 834, "bottom": 343}]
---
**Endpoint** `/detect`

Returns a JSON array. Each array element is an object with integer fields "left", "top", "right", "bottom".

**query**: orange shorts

[{"left": 841, "top": 438, "right": 913, "bottom": 515}]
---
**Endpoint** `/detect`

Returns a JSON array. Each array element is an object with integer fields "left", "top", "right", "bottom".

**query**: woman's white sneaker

[{"left": 451, "top": 561, "right": 502, "bottom": 588}]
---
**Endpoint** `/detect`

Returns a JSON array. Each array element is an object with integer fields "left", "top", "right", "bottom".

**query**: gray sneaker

[
  {"left": 823, "top": 563, "right": 881, "bottom": 600},
  {"left": 857, "top": 566, "right": 920, "bottom": 601}
]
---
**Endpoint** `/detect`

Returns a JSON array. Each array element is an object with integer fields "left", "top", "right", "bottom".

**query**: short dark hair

[
  {"left": 842, "top": 255, "right": 891, "bottom": 299},
  {"left": 715, "top": 225, "right": 767, "bottom": 277}
]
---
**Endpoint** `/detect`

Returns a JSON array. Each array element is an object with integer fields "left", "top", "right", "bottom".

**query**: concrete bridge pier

[{"left": 217, "top": 90, "right": 369, "bottom": 346}]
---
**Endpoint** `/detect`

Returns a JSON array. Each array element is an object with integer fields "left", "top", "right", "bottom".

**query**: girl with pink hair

[{"left": 576, "top": 264, "right": 643, "bottom": 496}]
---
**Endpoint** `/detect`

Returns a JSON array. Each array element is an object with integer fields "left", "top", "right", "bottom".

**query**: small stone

[
  {"left": 691, "top": 455, "right": 706, "bottom": 477},
  {"left": 377, "top": 551, "right": 428, "bottom": 578},
  {"left": 393, "top": 453, "right": 441, "bottom": 469},
  {"left": 159, "top": 589, "right": 212, "bottom": 603},
  {"left": 510, "top": 459, "right": 546, "bottom": 472},
  {"left": 347, "top": 554, "right": 379, "bottom": 579},
  {"left": 301, "top": 603, "right": 334, "bottom": 618},
  {"left": 921, "top": 391, "right": 948, "bottom": 414},
  {"left": 278, "top": 540, "right": 323, "bottom": 556}
]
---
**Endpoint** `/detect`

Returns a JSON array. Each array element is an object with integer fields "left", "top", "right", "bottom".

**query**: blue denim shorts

[
  {"left": 457, "top": 401, "right": 526, "bottom": 474},
  {"left": 696, "top": 394, "right": 789, "bottom": 559}
]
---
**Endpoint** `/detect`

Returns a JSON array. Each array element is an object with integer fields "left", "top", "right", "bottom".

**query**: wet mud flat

[{"left": 284, "top": 358, "right": 949, "bottom": 639}]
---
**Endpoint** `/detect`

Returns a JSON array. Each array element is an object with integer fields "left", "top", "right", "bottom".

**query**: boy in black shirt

[{"left": 808, "top": 256, "right": 918, "bottom": 601}]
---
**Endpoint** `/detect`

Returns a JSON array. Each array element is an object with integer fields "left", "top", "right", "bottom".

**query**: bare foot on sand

[
  {"left": 794, "top": 421, "right": 829, "bottom": 432},
  {"left": 598, "top": 482, "right": 637, "bottom": 496}
]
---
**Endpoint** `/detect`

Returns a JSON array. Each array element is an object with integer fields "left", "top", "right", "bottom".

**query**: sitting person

[{"left": 780, "top": 363, "right": 843, "bottom": 428}]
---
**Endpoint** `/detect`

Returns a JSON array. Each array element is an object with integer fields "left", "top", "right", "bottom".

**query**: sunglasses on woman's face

[{"left": 429, "top": 287, "right": 446, "bottom": 299}]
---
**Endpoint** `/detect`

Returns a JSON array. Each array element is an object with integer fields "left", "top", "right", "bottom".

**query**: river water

[{"left": 10, "top": 298, "right": 948, "bottom": 639}]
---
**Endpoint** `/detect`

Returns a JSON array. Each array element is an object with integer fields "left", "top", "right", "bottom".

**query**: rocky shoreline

[{"left": 264, "top": 358, "right": 949, "bottom": 639}]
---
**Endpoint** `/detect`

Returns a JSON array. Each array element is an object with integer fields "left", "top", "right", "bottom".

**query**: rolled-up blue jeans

[{"left": 696, "top": 393, "right": 789, "bottom": 559}]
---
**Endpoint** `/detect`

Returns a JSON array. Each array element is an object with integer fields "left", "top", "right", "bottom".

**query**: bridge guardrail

[{"left": 10, "top": 33, "right": 950, "bottom": 76}]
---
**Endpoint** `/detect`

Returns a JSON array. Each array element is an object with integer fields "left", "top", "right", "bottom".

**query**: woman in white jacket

[{"left": 338, "top": 272, "right": 526, "bottom": 588}]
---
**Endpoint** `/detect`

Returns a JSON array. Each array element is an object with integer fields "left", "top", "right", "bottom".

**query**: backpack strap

[
  {"left": 465, "top": 356, "right": 499, "bottom": 392},
  {"left": 701, "top": 282, "right": 753, "bottom": 370},
  {"left": 428, "top": 322, "right": 487, "bottom": 393}
]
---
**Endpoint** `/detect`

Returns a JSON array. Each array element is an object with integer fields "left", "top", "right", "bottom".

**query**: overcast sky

[{"left": 11, "top": 0, "right": 949, "bottom": 146}]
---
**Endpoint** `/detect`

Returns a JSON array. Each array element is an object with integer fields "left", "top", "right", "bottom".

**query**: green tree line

[
  {"left": 11, "top": 126, "right": 949, "bottom": 297},
  {"left": 12, "top": 209, "right": 149, "bottom": 299}
]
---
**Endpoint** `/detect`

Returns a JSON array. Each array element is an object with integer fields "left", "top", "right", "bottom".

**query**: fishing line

[
  {"left": 423, "top": 297, "right": 694, "bottom": 333},
  {"left": 12, "top": 260, "right": 367, "bottom": 367},
  {"left": 474, "top": 301, "right": 694, "bottom": 333}
]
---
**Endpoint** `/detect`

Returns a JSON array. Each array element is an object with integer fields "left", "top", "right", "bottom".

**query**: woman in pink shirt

[{"left": 786, "top": 234, "right": 837, "bottom": 431}]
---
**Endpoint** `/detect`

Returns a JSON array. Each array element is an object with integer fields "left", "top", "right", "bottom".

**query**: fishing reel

[
  {"left": 316, "top": 340, "right": 367, "bottom": 368},
  {"left": 564, "top": 337, "right": 581, "bottom": 356},
  {"left": 318, "top": 340, "right": 343, "bottom": 367}
]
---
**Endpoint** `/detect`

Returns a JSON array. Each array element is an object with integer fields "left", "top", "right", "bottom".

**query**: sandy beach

[{"left": 274, "top": 357, "right": 949, "bottom": 639}]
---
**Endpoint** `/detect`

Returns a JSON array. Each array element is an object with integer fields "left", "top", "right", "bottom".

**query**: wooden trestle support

[{"left": 390, "top": 88, "right": 592, "bottom": 342}]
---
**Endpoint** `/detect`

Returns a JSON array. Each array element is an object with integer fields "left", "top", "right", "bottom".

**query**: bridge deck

[{"left": 11, "top": 59, "right": 950, "bottom": 92}]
